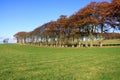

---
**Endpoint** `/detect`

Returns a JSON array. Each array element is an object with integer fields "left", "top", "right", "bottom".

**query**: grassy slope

[
  {"left": 102, "top": 39, "right": 120, "bottom": 44},
  {"left": 0, "top": 44, "right": 120, "bottom": 80},
  {"left": 78, "top": 39, "right": 120, "bottom": 44}
]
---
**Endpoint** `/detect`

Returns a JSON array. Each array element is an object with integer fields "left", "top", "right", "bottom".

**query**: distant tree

[{"left": 3, "top": 38, "right": 9, "bottom": 44}]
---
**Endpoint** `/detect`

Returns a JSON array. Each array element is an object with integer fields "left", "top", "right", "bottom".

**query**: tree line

[{"left": 14, "top": 0, "right": 120, "bottom": 47}]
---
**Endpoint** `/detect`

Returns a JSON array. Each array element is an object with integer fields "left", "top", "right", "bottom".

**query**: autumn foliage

[{"left": 14, "top": 0, "right": 120, "bottom": 47}]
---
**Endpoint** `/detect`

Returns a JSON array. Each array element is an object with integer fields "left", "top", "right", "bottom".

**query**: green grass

[{"left": 0, "top": 44, "right": 120, "bottom": 80}]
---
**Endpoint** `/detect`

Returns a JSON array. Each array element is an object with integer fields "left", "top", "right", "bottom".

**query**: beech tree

[
  {"left": 96, "top": 2, "right": 110, "bottom": 47},
  {"left": 44, "top": 21, "right": 57, "bottom": 47},
  {"left": 57, "top": 15, "right": 70, "bottom": 47},
  {"left": 14, "top": 31, "right": 27, "bottom": 44}
]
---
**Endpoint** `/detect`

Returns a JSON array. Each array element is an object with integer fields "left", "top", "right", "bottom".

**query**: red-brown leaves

[
  {"left": 14, "top": 32, "right": 27, "bottom": 38},
  {"left": 110, "top": 0, "right": 120, "bottom": 18},
  {"left": 48, "top": 21, "right": 57, "bottom": 30},
  {"left": 14, "top": 0, "right": 120, "bottom": 44}
]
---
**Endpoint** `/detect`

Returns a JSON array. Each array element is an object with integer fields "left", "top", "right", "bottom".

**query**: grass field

[
  {"left": 102, "top": 39, "right": 120, "bottom": 44},
  {"left": 0, "top": 44, "right": 120, "bottom": 80},
  {"left": 92, "top": 39, "right": 120, "bottom": 44}
]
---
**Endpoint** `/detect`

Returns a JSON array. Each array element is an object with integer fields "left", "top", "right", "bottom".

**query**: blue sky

[{"left": 0, "top": 0, "right": 111, "bottom": 42}]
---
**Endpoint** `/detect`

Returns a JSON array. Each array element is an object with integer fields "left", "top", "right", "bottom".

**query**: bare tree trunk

[
  {"left": 90, "top": 33, "right": 93, "bottom": 47},
  {"left": 99, "top": 25, "right": 104, "bottom": 47},
  {"left": 85, "top": 36, "right": 88, "bottom": 47}
]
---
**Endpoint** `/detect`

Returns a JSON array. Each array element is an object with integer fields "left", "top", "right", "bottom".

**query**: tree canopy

[{"left": 14, "top": 0, "right": 120, "bottom": 47}]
